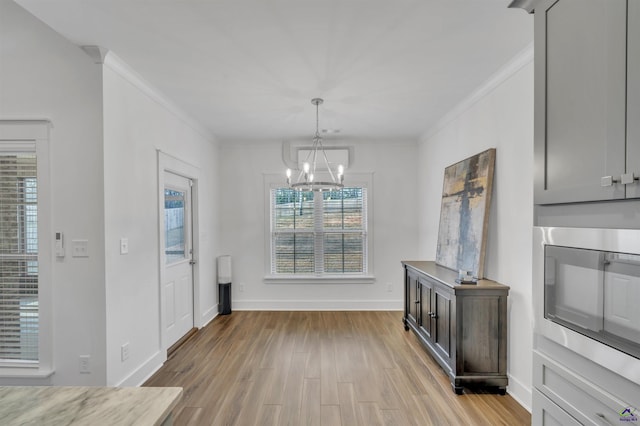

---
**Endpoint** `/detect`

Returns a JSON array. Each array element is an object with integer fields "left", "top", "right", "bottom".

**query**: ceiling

[{"left": 14, "top": 0, "right": 533, "bottom": 143}]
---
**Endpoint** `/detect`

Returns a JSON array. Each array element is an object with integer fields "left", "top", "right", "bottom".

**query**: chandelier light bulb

[
  {"left": 338, "top": 164, "right": 344, "bottom": 176},
  {"left": 286, "top": 168, "right": 292, "bottom": 178},
  {"left": 303, "top": 162, "right": 310, "bottom": 174},
  {"left": 309, "top": 173, "right": 314, "bottom": 182}
]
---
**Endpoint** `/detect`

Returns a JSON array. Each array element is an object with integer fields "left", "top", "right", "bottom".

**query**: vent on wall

[{"left": 296, "top": 147, "right": 350, "bottom": 171}]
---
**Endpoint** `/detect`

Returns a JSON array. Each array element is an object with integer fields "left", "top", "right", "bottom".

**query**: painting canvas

[{"left": 435, "top": 148, "right": 496, "bottom": 279}]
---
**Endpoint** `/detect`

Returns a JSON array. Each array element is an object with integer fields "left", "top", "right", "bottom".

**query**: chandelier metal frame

[{"left": 286, "top": 98, "right": 344, "bottom": 192}]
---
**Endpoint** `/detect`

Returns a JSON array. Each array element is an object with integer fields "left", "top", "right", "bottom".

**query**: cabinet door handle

[
  {"left": 429, "top": 312, "right": 437, "bottom": 318},
  {"left": 601, "top": 176, "right": 619, "bottom": 187},
  {"left": 595, "top": 412, "right": 613, "bottom": 425},
  {"left": 414, "top": 300, "right": 420, "bottom": 304},
  {"left": 621, "top": 173, "right": 639, "bottom": 185}
]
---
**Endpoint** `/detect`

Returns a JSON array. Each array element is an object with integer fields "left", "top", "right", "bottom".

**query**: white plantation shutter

[
  {"left": 0, "top": 147, "right": 38, "bottom": 363},
  {"left": 322, "top": 188, "right": 367, "bottom": 273},
  {"left": 271, "top": 188, "right": 315, "bottom": 274},
  {"left": 313, "top": 194, "right": 324, "bottom": 274},
  {"left": 270, "top": 187, "right": 367, "bottom": 275}
]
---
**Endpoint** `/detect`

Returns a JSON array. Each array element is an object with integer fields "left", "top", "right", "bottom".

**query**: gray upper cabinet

[
  {"left": 628, "top": 0, "right": 640, "bottom": 199},
  {"left": 534, "top": 0, "right": 640, "bottom": 204}
]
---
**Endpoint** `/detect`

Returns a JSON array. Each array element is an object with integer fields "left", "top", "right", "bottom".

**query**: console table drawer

[{"left": 533, "top": 351, "right": 632, "bottom": 425}]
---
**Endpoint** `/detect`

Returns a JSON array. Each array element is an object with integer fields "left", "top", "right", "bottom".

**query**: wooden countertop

[
  {"left": 402, "top": 260, "right": 509, "bottom": 290},
  {"left": 0, "top": 386, "right": 182, "bottom": 425}
]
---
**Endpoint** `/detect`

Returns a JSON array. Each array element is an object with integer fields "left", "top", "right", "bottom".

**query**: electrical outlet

[
  {"left": 239, "top": 283, "right": 245, "bottom": 293},
  {"left": 79, "top": 355, "right": 91, "bottom": 373},
  {"left": 387, "top": 283, "right": 393, "bottom": 293},
  {"left": 120, "top": 237, "right": 129, "bottom": 255},
  {"left": 121, "top": 343, "right": 130, "bottom": 361}
]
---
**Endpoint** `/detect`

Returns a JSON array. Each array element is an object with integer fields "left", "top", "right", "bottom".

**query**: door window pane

[{"left": 165, "top": 189, "right": 185, "bottom": 264}]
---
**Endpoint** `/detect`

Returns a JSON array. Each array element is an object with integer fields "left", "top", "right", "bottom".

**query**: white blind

[
  {"left": 271, "top": 188, "right": 315, "bottom": 274},
  {"left": 271, "top": 187, "right": 367, "bottom": 275},
  {"left": 0, "top": 151, "right": 38, "bottom": 363},
  {"left": 322, "top": 188, "right": 367, "bottom": 273}
]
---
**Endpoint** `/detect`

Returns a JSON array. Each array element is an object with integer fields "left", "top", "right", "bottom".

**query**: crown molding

[
  {"left": 421, "top": 43, "right": 533, "bottom": 142},
  {"left": 507, "top": 0, "right": 539, "bottom": 14},
  {"left": 101, "top": 51, "right": 217, "bottom": 143},
  {"left": 81, "top": 45, "right": 109, "bottom": 64}
]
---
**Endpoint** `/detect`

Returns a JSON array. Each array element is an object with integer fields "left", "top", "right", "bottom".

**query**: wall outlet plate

[
  {"left": 120, "top": 237, "right": 129, "bottom": 255},
  {"left": 79, "top": 355, "right": 91, "bottom": 373},
  {"left": 121, "top": 343, "right": 130, "bottom": 361}
]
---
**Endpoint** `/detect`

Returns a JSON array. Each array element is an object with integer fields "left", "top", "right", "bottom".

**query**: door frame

[{"left": 157, "top": 150, "right": 201, "bottom": 353}]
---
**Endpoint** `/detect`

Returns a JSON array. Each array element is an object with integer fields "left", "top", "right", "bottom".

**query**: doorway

[{"left": 161, "top": 169, "right": 195, "bottom": 350}]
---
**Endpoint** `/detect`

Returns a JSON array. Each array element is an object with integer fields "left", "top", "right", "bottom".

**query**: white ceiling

[{"left": 15, "top": 0, "right": 533, "bottom": 142}]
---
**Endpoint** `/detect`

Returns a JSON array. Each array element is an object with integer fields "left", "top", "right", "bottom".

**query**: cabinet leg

[
  {"left": 453, "top": 385, "right": 463, "bottom": 395},
  {"left": 403, "top": 318, "right": 409, "bottom": 331},
  {"left": 498, "top": 387, "right": 506, "bottom": 396}
]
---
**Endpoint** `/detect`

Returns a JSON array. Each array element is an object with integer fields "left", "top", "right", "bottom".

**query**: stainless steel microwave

[{"left": 533, "top": 227, "right": 640, "bottom": 383}]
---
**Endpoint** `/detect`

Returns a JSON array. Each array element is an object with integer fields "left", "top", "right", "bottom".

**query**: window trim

[
  {"left": 0, "top": 120, "right": 53, "bottom": 378},
  {"left": 263, "top": 172, "right": 374, "bottom": 284}
]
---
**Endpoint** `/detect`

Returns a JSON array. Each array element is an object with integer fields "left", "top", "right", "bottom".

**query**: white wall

[
  {"left": 0, "top": 1, "right": 220, "bottom": 387},
  {"left": 219, "top": 139, "right": 418, "bottom": 310},
  {"left": 102, "top": 55, "right": 220, "bottom": 386},
  {"left": 418, "top": 49, "right": 534, "bottom": 409},
  {"left": 0, "top": 0, "right": 107, "bottom": 385}
]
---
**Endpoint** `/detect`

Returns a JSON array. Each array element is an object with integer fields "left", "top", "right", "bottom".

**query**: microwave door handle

[{"left": 544, "top": 256, "right": 556, "bottom": 286}]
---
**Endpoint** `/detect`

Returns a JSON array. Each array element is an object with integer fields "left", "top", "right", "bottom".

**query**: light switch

[
  {"left": 120, "top": 238, "right": 129, "bottom": 255},
  {"left": 72, "top": 239, "right": 89, "bottom": 258}
]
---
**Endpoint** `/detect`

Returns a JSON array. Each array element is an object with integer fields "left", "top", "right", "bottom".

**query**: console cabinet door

[
  {"left": 433, "top": 286, "right": 452, "bottom": 359},
  {"left": 534, "top": 0, "right": 627, "bottom": 204},
  {"left": 419, "top": 277, "right": 433, "bottom": 339},
  {"left": 627, "top": 0, "right": 640, "bottom": 199},
  {"left": 407, "top": 270, "right": 420, "bottom": 325}
]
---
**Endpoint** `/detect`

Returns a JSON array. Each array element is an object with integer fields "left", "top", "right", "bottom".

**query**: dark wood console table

[{"left": 402, "top": 261, "right": 509, "bottom": 394}]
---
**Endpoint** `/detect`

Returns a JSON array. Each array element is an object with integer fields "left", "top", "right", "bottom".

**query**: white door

[{"left": 162, "top": 171, "right": 194, "bottom": 348}]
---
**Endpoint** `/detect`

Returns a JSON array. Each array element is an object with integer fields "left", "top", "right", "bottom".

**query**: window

[
  {"left": 0, "top": 153, "right": 39, "bottom": 363},
  {"left": 269, "top": 185, "right": 369, "bottom": 278},
  {"left": 0, "top": 121, "right": 51, "bottom": 376}
]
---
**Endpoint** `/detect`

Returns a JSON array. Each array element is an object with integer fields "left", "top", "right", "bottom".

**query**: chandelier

[{"left": 286, "top": 98, "right": 344, "bottom": 192}]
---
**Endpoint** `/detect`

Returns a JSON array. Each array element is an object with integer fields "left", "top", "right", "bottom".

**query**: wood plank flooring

[{"left": 144, "top": 311, "right": 530, "bottom": 425}]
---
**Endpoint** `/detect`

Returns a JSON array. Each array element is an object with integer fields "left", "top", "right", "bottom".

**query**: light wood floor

[{"left": 144, "top": 311, "right": 530, "bottom": 425}]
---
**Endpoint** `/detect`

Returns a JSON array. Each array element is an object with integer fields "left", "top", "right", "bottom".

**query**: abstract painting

[{"left": 435, "top": 148, "right": 496, "bottom": 279}]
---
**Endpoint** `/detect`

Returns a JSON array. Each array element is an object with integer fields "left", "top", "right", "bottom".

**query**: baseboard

[
  {"left": 233, "top": 299, "right": 403, "bottom": 311},
  {"left": 201, "top": 306, "right": 218, "bottom": 327},
  {"left": 114, "top": 349, "right": 166, "bottom": 387},
  {"left": 506, "top": 372, "right": 532, "bottom": 413}
]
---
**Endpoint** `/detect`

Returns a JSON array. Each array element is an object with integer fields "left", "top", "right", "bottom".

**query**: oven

[{"left": 533, "top": 227, "right": 640, "bottom": 382}]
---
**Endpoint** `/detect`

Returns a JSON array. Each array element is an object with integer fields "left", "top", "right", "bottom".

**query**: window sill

[
  {"left": 264, "top": 275, "right": 376, "bottom": 285},
  {"left": 0, "top": 366, "right": 54, "bottom": 379}
]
